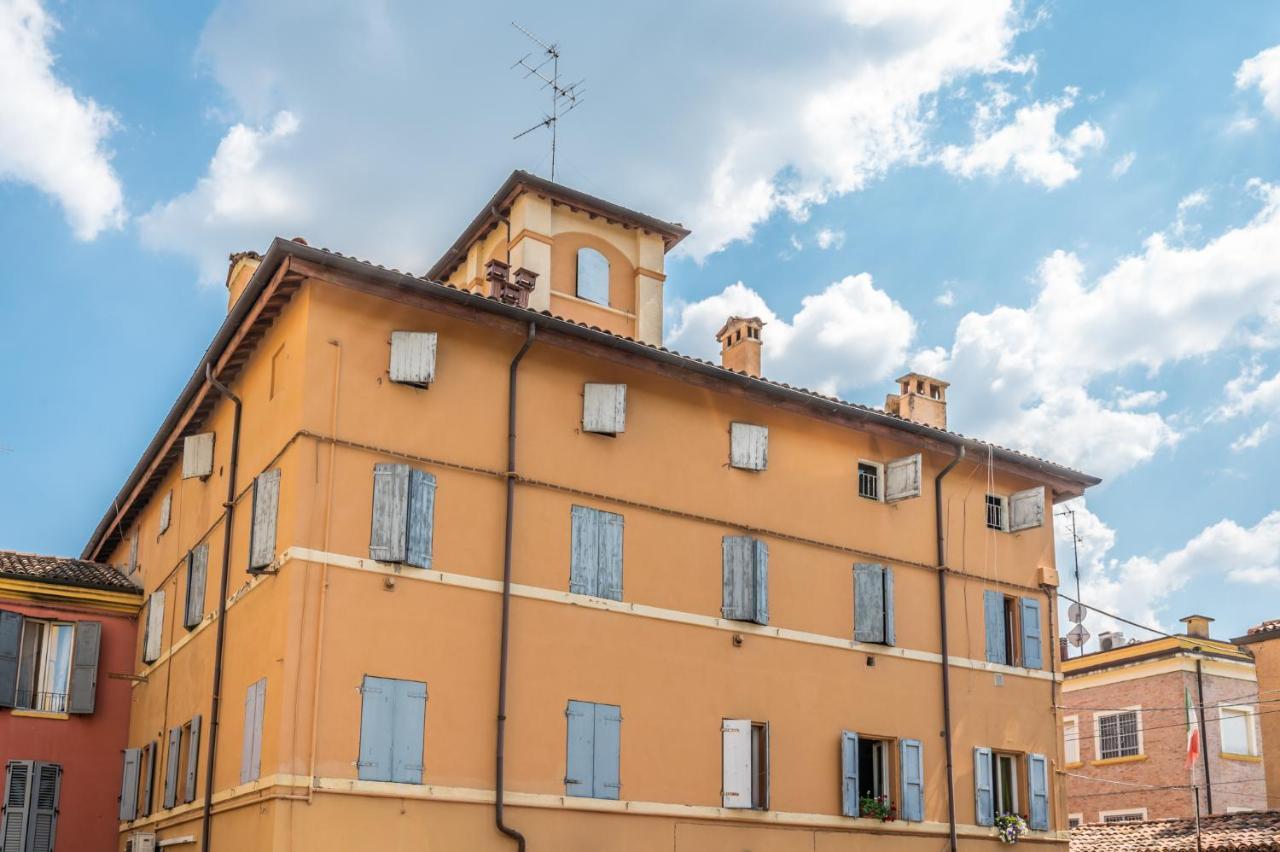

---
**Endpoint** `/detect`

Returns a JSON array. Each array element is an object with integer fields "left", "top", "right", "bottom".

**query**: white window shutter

[
  {"left": 389, "top": 331, "right": 438, "bottom": 387},
  {"left": 582, "top": 384, "right": 627, "bottom": 434},
  {"left": 159, "top": 491, "right": 172, "bottom": 534},
  {"left": 182, "top": 433, "right": 215, "bottom": 480},
  {"left": 730, "top": 423, "right": 768, "bottom": 471},
  {"left": 143, "top": 591, "right": 165, "bottom": 664},
  {"left": 885, "top": 453, "right": 922, "bottom": 501},
  {"left": 721, "top": 719, "right": 752, "bottom": 808},
  {"left": 248, "top": 470, "right": 281, "bottom": 571},
  {"left": 1009, "top": 486, "right": 1046, "bottom": 531}
]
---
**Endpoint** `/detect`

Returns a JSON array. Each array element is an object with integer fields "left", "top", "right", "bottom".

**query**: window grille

[{"left": 1097, "top": 711, "right": 1140, "bottom": 759}]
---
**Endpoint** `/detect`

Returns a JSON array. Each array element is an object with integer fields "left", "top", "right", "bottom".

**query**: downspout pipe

[
  {"left": 1195, "top": 658, "right": 1213, "bottom": 813},
  {"left": 495, "top": 323, "right": 536, "bottom": 851},
  {"left": 935, "top": 446, "right": 965, "bottom": 852},
  {"left": 492, "top": 204, "right": 512, "bottom": 267},
  {"left": 201, "top": 363, "right": 242, "bottom": 852}
]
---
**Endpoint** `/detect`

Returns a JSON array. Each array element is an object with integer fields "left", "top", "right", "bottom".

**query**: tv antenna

[{"left": 511, "top": 22, "right": 584, "bottom": 181}]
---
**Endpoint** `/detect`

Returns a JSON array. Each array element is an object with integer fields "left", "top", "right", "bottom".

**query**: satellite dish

[
  {"left": 1067, "top": 624, "right": 1091, "bottom": 648},
  {"left": 1067, "top": 602, "right": 1087, "bottom": 624}
]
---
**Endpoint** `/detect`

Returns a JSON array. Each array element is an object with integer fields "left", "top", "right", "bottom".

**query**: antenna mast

[{"left": 511, "top": 22, "right": 584, "bottom": 181}]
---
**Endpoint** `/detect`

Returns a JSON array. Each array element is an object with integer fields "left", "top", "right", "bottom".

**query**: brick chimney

[
  {"left": 885, "top": 372, "right": 949, "bottom": 430},
  {"left": 1180, "top": 614, "right": 1214, "bottom": 639},
  {"left": 716, "top": 316, "right": 764, "bottom": 377},
  {"left": 226, "top": 250, "right": 262, "bottom": 311}
]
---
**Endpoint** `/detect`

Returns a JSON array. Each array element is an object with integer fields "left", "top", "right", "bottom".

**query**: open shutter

[
  {"left": 583, "top": 384, "right": 627, "bottom": 434},
  {"left": 391, "top": 680, "right": 427, "bottom": 784},
  {"left": 1021, "top": 598, "right": 1043, "bottom": 669},
  {"left": 2, "top": 760, "right": 32, "bottom": 850},
  {"left": 1027, "top": 753, "right": 1049, "bottom": 830},
  {"left": 854, "top": 564, "right": 886, "bottom": 644},
  {"left": 883, "top": 567, "right": 896, "bottom": 646},
  {"left": 389, "top": 331, "right": 438, "bottom": 387},
  {"left": 974, "top": 747, "right": 994, "bottom": 827},
  {"left": 721, "top": 719, "right": 752, "bottom": 809},
  {"left": 182, "top": 432, "right": 215, "bottom": 479},
  {"left": 163, "top": 727, "right": 181, "bottom": 809},
  {"left": 840, "top": 731, "right": 859, "bottom": 817},
  {"left": 67, "top": 621, "right": 101, "bottom": 714},
  {"left": 248, "top": 469, "right": 281, "bottom": 570},
  {"left": 569, "top": 507, "right": 599, "bottom": 596},
  {"left": 184, "top": 716, "right": 202, "bottom": 803},
  {"left": 118, "top": 748, "right": 140, "bottom": 821},
  {"left": 565, "top": 700, "right": 594, "bottom": 797},
  {"left": 721, "top": 537, "right": 754, "bottom": 621},
  {"left": 0, "top": 610, "right": 23, "bottom": 708},
  {"left": 358, "top": 676, "right": 394, "bottom": 782},
  {"left": 597, "top": 510, "right": 624, "bottom": 602},
  {"left": 885, "top": 453, "right": 922, "bottom": 501},
  {"left": 139, "top": 742, "right": 155, "bottom": 817},
  {"left": 128, "top": 527, "right": 140, "bottom": 575},
  {"left": 27, "top": 762, "right": 60, "bottom": 852},
  {"left": 159, "top": 490, "right": 172, "bottom": 534},
  {"left": 984, "top": 590, "right": 1006, "bottom": 665},
  {"left": 405, "top": 469, "right": 437, "bottom": 570},
  {"left": 370, "top": 464, "right": 410, "bottom": 563},
  {"left": 1009, "top": 487, "right": 1045, "bottom": 532},
  {"left": 729, "top": 423, "right": 768, "bottom": 470},
  {"left": 143, "top": 591, "right": 165, "bottom": 664},
  {"left": 185, "top": 546, "right": 208, "bottom": 629},
  {"left": 899, "top": 738, "right": 924, "bottom": 822},
  {"left": 240, "top": 679, "right": 265, "bottom": 783},
  {"left": 593, "top": 703, "right": 622, "bottom": 800},
  {"left": 752, "top": 539, "right": 769, "bottom": 625}
]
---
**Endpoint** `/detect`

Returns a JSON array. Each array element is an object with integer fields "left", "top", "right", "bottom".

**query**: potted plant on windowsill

[
  {"left": 859, "top": 793, "right": 895, "bottom": 822},
  {"left": 994, "top": 813, "right": 1028, "bottom": 844}
]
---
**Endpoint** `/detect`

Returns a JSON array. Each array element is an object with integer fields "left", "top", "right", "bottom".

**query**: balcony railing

[{"left": 14, "top": 689, "right": 69, "bottom": 713}]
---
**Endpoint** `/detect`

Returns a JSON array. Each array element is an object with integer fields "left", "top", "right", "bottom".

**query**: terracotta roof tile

[
  {"left": 0, "top": 550, "right": 140, "bottom": 593},
  {"left": 1249, "top": 619, "right": 1280, "bottom": 635},
  {"left": 1071, "top": 811, "right": 1280, "bottom": 851}
]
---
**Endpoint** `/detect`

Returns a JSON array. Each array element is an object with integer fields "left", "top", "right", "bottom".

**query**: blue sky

[{"left": 2, "top": 0, "right": 1279, "bottom": 646}]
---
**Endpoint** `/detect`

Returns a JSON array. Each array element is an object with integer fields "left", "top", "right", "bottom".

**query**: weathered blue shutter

[
  {"left": 163, "top": 726, "right": 181, "bottom": 809},
  {"left": 391, "top": 679, "right": 427, "bottom": 784},
  {"left": 883, "top": 567, "right": 896, "bottom": 646},
  {"left": 752, "top": 539, "right": 769, "bottom": 625},
  {"left": 139, "top": 742, "right": 155, "bottom": 816},
  {"left": 984, "top": 591, "right": 1007, "bottom": 664},
  {"left": 248, "top": 469, "right": 281, "bottom": 570},
  {"left": 840, "top": 731, "right": 859, "bottom": 817},
  {"left": 974, "top": 746, "right": 994, "bottom": 826},
  {"left": 722, "top": 536, "right": 754, "bottom": 620},
  {"left": 0, "top": 610, "right": 21, "bottom": 709},
  {"left": 899, "top": 738, "right": 924, "bottom": 822},
  {"left": 1027, "top": 753, "right": 1049, "bottom": 830},
  {"left": 118, "top": 748, "right": 140, "bottom": 821},
  {"left": 1020, "top": 598, "right": 1043, "bottom": 669},
  {"left": 569, "top": 506, "right": 599, "bottom": 596},
  {"left": 185, "top": 546, "right": 208, "bottom": 629},
  {"left": 854, "top": 564, "right": 885, "bottom": 644},
  {"left": 28, "top": 761, "right": 61, "bottom": 852},
  {"left": 358, "top": 676, "right": 394, "bottom": 782},
  {"left": 565, "top": 700, "right": 594, "bottom": 797},
  {"left": 370, "top": 464, "right": 410, "bottom": 563},
  {"left": 185, "top": 716, "right": 202, "bottom": 803},
  {"left": 598, "top": 511, "right": 624, "bottom": 602},
  {"left": 2, "top": 760, "right": 32, "bottom": 849},
  {"left": 240, "top": 679, "right": 265, "bottom": 783},
  {"left": 406, "top": 469, "right": 437, "bottom": 570},
  {"left": 592, "top": 703, "right": 622, "bottom": 799},
  {"left": 67, "top": 620, "right": 101, "bottom": 714}
]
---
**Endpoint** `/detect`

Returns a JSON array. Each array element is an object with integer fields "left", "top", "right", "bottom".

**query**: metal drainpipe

[
  {"left": 495, "top": 323, "right": 536, "bottom": 851},
  {"left": 935, "top": 446, "right": 964, "bottom": 852},
  {"left": 493, "top": 205, "right": 512, "bottom": 267},
  {"left": 1195, "top": 658, "right": 1213, "bottom": 813},
  {"left": 201, "top": 363, "right": 242, "bottom": 852}
]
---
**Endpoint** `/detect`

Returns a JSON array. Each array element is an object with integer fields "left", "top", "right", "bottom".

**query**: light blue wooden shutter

[
  {"left": 569, "top": 506, "right": 599, "bottom": 596},
  {"left": 358, "top": 676, "right": 394, "bottom": 782},
  {"left": 406, "top": 469, "right": 437, "bottom": 570},
  {"left": 185, "top": 716, "right": 202, "bottom": 803},
  {"left": 0, "top": 610, "right": 21, "bottom": 709},
  {"left": 1027, "top": 753, "right": 1049, "bottom": 830},
  {"left": 28, "top": 761, "right": 61, "bottom": 852},
  {"left": 854, "top": 564, "right": 885, "bottom": 644},
  {"left": 593, "top": 703, "right": 622, "bottom": 800},
  {"left": 163, "top": 726, "right": 181, "bottom": 809},
  {"left": 984, "top": 591, "right": 1006, "bottom": 664},
  {"left": 840, "top": 731, "right": 859, "bottom": 817},
  {"left": 565, "top": 700, "right": 594, "bottom": 797},
  {"left": 883, "top": 567, "right": 896, "bottom": 646},
  {"left": 391, "top": 680, "right": 428, "bottom": 784},
  {"left": 2, "top": 760, "right": 32, "bottom": 849},
  {"left": 248, "top": 469, "right": 281, "bottom": 570},
  {"left": 185, "top": 546, "right": 208, "bottom": 630},
  {"left": 598, "top": 511, "right": 624, "bottom": 602},
  {"left": 139, "top": 742, "right": 155, "bottom": 816},
  {"left": 752, "top": 539, "right": 769, "bottom": 625},
  {"left": 370, "top": 464, "right": 410, "bottom": 563},
  {"left": 974, "top": 746, "right": 994, "bottom": 827},
  {"left": 143, "top": 591, "right": 165, "bottom": 664},
  {"left": 1020, "top": 598, "right": 1043, "bottom": 669},
  {"left": 899, "top": 738, "right": 924, "bottom": 822},
  {"left": 240, "top": 679, "right": 265, "bottom": 783},
  {"left": 118, "top": 748, "right": 140, "bottom": 821},
  {"left": 721, "top": 536, "right": 754, "bottom": 620},
  {"left": 67, "top": 620, "right": 101, "bottom": 714}
]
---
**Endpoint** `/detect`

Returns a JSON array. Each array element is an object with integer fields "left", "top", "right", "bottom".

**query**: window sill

[
  {"left": 1063, "top": 761, "right": 1084, "bottom": 769},
  {"left": 1090, "top": 755, "right": 1146, "bottom": 767},
  {"left": 1220, "top": 753, "right": 1262, "bottom": 763},
  {"left": 10, "top": 709, "right": 70, "bottom": 721},
  {"left": 551, "top": 290, "right": 637, "bottom": 320}
]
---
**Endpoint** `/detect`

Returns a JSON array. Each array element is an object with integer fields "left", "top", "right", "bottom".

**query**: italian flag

[{"left": 1185, "top": 687, "right": 1201, "bottom": 769}]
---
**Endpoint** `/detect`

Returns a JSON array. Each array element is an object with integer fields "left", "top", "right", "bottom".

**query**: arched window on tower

[{"left": 576, "top": 247, "right": 610, "bottom": 305}]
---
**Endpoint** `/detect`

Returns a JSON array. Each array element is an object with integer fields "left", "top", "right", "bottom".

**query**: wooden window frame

[{"left": 857, "top": 461, "right": 883, "bottom": 502}]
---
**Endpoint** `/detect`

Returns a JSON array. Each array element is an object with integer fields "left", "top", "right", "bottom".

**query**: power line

[
  {"left": 1060, "top": 689, "right": 1280, "bottom": 713},
  {"left": 1062, "top": 705, "right": 1280, "bottom": 745},
  {"left": 1057, "top": 591, "right": 1176, "bottom": 640}
]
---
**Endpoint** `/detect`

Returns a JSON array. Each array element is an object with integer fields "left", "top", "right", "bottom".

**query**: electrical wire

[
  {"left": 1056, "top": 591, "right": 1176, "bottom": 640},
  {"left": 1062, "top": 705, "right": 1280, "bottom": 745},
  {"left": 1059, "top": 690, "right": 1280, "bottom": 713}
]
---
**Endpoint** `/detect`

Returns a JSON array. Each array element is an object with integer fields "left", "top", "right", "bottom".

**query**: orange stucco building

[{"left": 85, "top": 172, "right": 1098, "bottom": 851}]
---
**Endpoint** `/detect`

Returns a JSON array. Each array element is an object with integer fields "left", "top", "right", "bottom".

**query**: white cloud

[
  {"left": 1110, "top": 151, "right": 1135, "bottom": 178},
  {"left": 1236, "top": 44, "right": 1280, "bottom": 117},
  {"left": 937, "top": 87, "right": 1105, "bottom": 189},
  {"left": 1215, "top": 361, "right": 1280, "bottom": 420},
  {"left": 665, "top": 275, "right": 915, "bottom": 395},
  {"left": 1172, "top": 189, "right": 1209, "bottom": 241},
  {"left": 935, "top": 287, "right": 957, "bottom": 307},
  {"left": 1114, "top": 388, "right": 1166, "bottom": 410},
  {"left": 0, "top": 0, "right": 125, "bottom": 239},
  {"left": 1231, "top": 422, "right": 1271, "bottom": 452},
  {"left": 815, "top": 227, "right": 846, "bottom": 250}
]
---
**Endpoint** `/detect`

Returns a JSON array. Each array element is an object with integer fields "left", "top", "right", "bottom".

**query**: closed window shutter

[
  {"left": 184, "top": 716, "right": 202, "bottom": 803},
  {"left": 0, "top": 610, "right": 24, "bottom": 708},
  {"left": 730, "top": 423, "right": 768, "bottom": 470},
  {"left": 752, "top": 539, "right": 769, "bottom": 625},
  {"left": 2, "top": 760, "right": 32, "bottom": 850},
  {"left": 583, "top": 383, "right": 627, "bottom": 434},
  {"left": 565, "top": 700, "right": 595, "bottom": 797},
  {"left": 139, "top": 742, "right": 156, "bottom": 817},
  {"left": 128, "top": 527, "right": 140, "bottom": 575},
  {"left": 569, "top": 506, "right": 600, "bottom": 596},
  {"left": 118, "top": 748, "right": 140, "bottom": 821},
  {"left": 182, "top": 432, "right": 215, "bottom": 479},
  {"left": 1008, "top": 487, "right": 1046, "bottom": 531},
  {"left": 840, "top": 731, "right": 859, "bottom": 817},
  {"left": 884, "top": 453, "right": 922, "bottom": 501},
  {"left": 159, "top": 490, "right": 172, "bottom": 534},
  {"left": 592, "top": 703, "right": 622, "bottom": 800},
  {"left": 27, "top": 761, "right": 60, "bottom": 852},
  {"left": 1027, "top": 753, "right": 1049, "bottom": 830},
  {"left": 597, "top": 510, "right": 624, "bottom": 602},
  {"left": 163, "top": 726, "right": 181, "bottom": 809},
  {"left": 721, "top": 537, "right": 754, "bottom": 621},
  {"left": 185, "top": 545, "right": 209, "bottom": 630},
  {"left": 1020, "top": 598, "right": 1043, "bottom": 669},
  {"left": 854, "top": 564, "right": 886, "bottom": 644},
  {"left": 389, "top": 331, "right": 438, "bottom": 387},
  {"left": 67, "top": 621, "right": 101, "bottom": 714},
  {"left": 899, "top": 738, "right": 924, "bottom": 822},
  {"left": 143, "top": 591, "right": 165, "bottom": 664},
  {"left": 721, "top": 719, "right": 752, "bottom": 809},
  {"left": 370, "top": 464, "right": 410, "bottom": 563},
  {"left": 391, "top": 680, "right": 427, "bottom": 784},
  {"left": 248, "top": 469, "right": 281, "bottom": 571},
  {"left": 405, "top": 469, "right": 437, "bottom": 570},
  {"left": 974, "top": 747, "right": 994, "bottom": 826},
  {"left": 983, "top": 590, "right": 1006, "bottom": 665},
  {"left": 358, "top": 676, "right": 394, "bottom": 782},
  {"left": 241, "top": 679, "right": 265, "bottom": 783}
]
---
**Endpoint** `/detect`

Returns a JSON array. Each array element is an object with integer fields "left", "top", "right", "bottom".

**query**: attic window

[{"left": 576, "top": 248, "right": 609, "bottom": 305}]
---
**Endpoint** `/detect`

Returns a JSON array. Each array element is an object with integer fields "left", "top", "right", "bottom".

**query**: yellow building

[{"left": 86, "top": 172, "right": 1099, "bottom": 851}]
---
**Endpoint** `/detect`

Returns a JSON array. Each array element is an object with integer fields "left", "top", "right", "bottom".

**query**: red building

[{"left": 0, "top": 551, "right": 142, "bottom": 852}]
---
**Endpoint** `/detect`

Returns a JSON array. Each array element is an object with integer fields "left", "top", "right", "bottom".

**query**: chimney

[
  {"left": 1180, "top": 614, "right": 1214, "bottom": 640},
  {"left": 226, "top": 250, "right": 263, "bottom": 312},
  {"left": 485, "top": 259, "right": 537, "bottom": 308},
  {"left": 716, "top": 316, "right": 764, "bottom": 377},
  {"left": 885, "top": 372, "right": 949, "bottom": 430}
]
